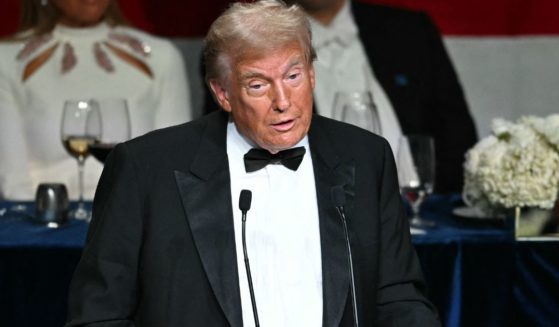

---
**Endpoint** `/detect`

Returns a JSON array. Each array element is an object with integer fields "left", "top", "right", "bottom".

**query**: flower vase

[{"left": 514, "top": 201, "right": 559, "bottom": 240}]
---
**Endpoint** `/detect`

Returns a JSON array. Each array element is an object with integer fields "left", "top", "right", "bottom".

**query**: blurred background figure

[
  {"left": 0, "top": 0, "right": 192, "bottom": 200},
  {"left": 283, "top": 0, "right": 478, "bottom": 193}
]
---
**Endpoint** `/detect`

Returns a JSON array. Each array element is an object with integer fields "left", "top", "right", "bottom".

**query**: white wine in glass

[
  {"left": 89, "top": 98, "right": 131, "bottom": 163},
  {"left": 61, "top": 100, "right": 101, "bottom": 220},
  {"left": 333, "top": 91, "right": 382, "bottom": 134},
  {"left": 397, "top": 135, "right": 435, "bottom": 228}
]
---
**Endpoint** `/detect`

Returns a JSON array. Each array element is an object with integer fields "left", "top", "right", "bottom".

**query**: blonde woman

[{"left": 0, "top": 0, "right": 192, "bottom": 200}]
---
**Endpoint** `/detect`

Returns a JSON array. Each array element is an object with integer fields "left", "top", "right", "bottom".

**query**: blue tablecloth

[
  {"left": 0, "top": 202, "right": 88, "bottom": 248},
  {"left": 1, "top": 196, "right": 558, "bottom": 327}
]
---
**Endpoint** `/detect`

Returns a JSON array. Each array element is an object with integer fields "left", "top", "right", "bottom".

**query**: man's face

[{"left": 210, "top": 43, "right": 315, "bottom": 153}]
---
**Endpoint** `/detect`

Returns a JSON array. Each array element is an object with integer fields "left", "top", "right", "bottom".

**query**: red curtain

[
  {"left": 1, "top": 0, "right": 559, "bottom": 38},
  {"left": 0, "top": 0, "right": 20, "bottom": 37},
  {"left": 367, "top": 0, "right": 559, "bottom": 35}
]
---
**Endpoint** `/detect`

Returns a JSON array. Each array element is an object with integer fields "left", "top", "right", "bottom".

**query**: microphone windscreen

[
  {"left": 331, "top": 185, "right": 346, "bottom": 207},
  {"left": 239, "top": 189, "right": 252, "bottom": 211}
]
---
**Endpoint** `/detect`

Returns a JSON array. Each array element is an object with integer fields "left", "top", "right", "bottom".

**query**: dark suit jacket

[
  {"left": 66, "top": 111, "right": 440, "bottom": 326},
  {"left": 202, "top": 1, "right": 478, "bottom": 193},
  {"left": 350, "top": 1, "right": 478, "bottom": 193}
]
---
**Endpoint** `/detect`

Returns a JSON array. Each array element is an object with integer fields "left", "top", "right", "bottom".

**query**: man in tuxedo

[
  {"left": 66, "top": 1, "right": 440, "bottom": 326},
  {"left": 201, "top": 0, "right": 475, "bottom": 193}
]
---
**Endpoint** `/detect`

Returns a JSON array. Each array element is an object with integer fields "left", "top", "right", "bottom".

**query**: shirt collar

[{"left": 309, "top": 0, "right": 359, "bottom": 49}]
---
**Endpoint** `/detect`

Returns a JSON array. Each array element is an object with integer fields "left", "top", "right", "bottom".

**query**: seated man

[
  {"left": 66, "top": 1, "right": 440, "bottom": 326},
  {"left": 290, "top": 0, "right": 478, "bottom": 193}
]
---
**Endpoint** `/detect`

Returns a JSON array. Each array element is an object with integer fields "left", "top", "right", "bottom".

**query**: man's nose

[{"left": 272, "top": 83, "right": 291, "bottom": 112}]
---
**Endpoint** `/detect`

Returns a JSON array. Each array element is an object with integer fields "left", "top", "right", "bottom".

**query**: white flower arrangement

[{"left": 463, "top": 114, "right": 559, "bottom": 215}]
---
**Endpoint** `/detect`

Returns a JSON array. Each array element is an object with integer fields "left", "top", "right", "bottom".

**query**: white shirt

[
  {"left": 0, "top": 22, "right": 192, "bottom": 199},
  {"left": 309, "top": 0, "right": 416, "bottom": 185},
  {"left": 227, "top": 121, "right": 323, "bottom": 327}
]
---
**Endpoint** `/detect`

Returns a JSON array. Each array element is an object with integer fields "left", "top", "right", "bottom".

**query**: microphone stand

[
  {"left": 332, "top": 186, "right": 359, "bottom": 327},
  {"left": 239, "top": 190, "right": 260, "bottom": 327}
]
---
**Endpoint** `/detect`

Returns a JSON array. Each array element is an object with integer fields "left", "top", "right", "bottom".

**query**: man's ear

[
  {"left": 309, "top": 66, "right": 316, "bottom": 90},
  {"left": 209, "top": 79, "right": 232, "bottom": 112}
]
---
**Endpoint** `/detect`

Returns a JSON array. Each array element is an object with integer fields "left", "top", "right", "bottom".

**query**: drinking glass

[
  {"left": 61, "top": 99, "right": 101, "bottom": 220},
  {"left": 397, "top": 135, "right": 435, "bottom": 227},
  {"left": 333, "top": 91, "right": 382, "bottom": 134},
  {"left": 35, "top": 183, "right": 69, "bottom": 228},
  {"left": 89, "top": 98, "right": 131, "bottom": 163}
]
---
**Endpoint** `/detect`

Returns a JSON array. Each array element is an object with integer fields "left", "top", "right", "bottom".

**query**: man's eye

[
  {"left": 246, "top": 82, "right": 268, "bottom": 96},
  {"left": 288, "top": 73, "right": 300, "bottom": 80},
  {"left": 286, "top": 70, "right": 303, "bottom": 85}
]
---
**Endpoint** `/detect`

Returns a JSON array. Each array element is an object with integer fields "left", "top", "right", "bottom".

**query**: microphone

[
  {"left": 331, "top": 186, "right": 359, "bottom": 327},
  {"left": 239, "top": 190, "right": 260, "bottom": 327},
  {"left": 239, "top": 189, "right": 252, "bottom": 217}
]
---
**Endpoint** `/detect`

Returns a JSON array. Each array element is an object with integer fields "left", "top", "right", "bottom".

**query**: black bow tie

[{"left": 244, "top": 147, "right": 306, "bottom": 173}]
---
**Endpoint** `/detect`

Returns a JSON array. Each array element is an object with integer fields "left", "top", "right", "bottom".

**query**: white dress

[{"left": 0, "top": 23, "right": 192, "bottom": 200}]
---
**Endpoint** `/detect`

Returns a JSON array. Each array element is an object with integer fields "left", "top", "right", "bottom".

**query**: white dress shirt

[{"left": 227, "top": 121, "right": 323, "bottom": 327}]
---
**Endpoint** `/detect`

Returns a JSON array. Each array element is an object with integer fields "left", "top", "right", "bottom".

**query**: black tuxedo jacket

[
  {"left": 66, "top": 111, "right": 440, "bottom": 326},
  {"left": 202, "top": 1, "right": 478, "bottom": 193}
]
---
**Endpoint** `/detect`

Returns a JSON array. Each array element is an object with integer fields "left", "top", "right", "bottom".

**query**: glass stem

[
  {"left": 411, "top": 202, "right": 421, "bottom": 219},
  {"left": 77, "top": 158, "right": 85, "bottom": 208}
]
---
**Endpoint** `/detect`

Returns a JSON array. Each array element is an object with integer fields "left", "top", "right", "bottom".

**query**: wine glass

[
  {"left": 333, "top": 91, "right": 382, "bottom": 134},
  {"left": 397, "top": 135, "right": 435, "bottom": 228},
  {"left": 89, "top": 98, "right": 131, "bottom": 163},
  {"left": 61, "top": 99, "right": 101, "bottom": 220}
]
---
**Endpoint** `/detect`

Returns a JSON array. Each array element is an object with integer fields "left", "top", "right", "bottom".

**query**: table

[
  {"left": 1, "top": 197, "right": 558, "bottom": 327},
  {"left": 0, "top": 202, "right": 87, "bottom": 326},
  {"left": 414, "top": 195, "right": 559, "bottom": 327}
]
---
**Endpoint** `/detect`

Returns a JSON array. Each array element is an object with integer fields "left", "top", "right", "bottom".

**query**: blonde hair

[
  {"left": 203, "top": 0, "right": 316, "bottom": 85},
  {"left": 17, "top": 0, "right": 127, "bottom": 37}
]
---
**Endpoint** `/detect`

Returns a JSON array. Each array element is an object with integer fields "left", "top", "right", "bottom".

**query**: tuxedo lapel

[
  {"left": 174, "top": 112, "right": 243, "bottom": 327},
  {"left": 309, "top": 117, "right": 356, "bottom": 326}
]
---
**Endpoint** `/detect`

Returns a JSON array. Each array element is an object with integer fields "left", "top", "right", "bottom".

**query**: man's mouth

[{"left": 271, "top": 119, "right": 295, "bottom": 132}]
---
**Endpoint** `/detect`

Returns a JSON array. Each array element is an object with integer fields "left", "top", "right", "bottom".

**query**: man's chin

[{"left": 261, "top": 139, "right": 304, "bottom": 154}]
